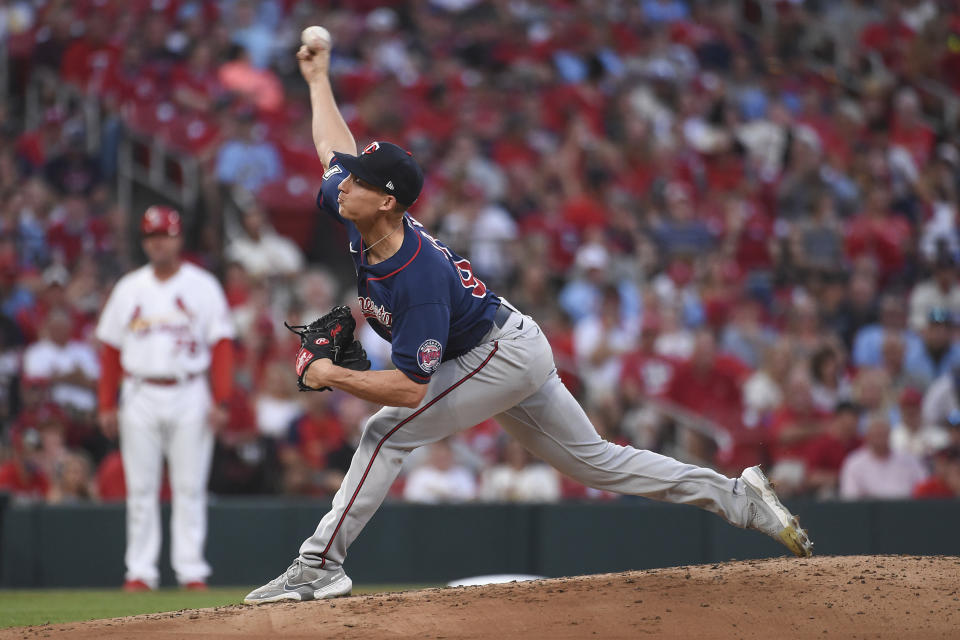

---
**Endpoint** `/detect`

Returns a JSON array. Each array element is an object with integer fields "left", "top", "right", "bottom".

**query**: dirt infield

[{"left": 5, "top": 555, "right": 959, "bottom": 639}]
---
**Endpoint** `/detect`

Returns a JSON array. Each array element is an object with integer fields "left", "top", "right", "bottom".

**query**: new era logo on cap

[{"left": 333, "top": 141, "right": 424, "bottom": 208}]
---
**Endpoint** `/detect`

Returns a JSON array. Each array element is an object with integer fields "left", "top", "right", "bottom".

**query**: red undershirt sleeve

[
  {"left": 210, "top": 338, "right": 235, "bottom": 404},
  {"left": 98, "top": 344, "right": 122, "bottom": 412}
]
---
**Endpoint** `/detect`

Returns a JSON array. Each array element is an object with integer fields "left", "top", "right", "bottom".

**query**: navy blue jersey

[{"left": 317, "top": 159, "right": 500, "bottom": 383}]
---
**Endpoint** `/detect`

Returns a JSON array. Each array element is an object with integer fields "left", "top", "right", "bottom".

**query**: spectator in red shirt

[
  {"left": 665, "top": 328, "right": 748, "bottom": 434},
  {"left": 15, "top": 264, "right": 73, "bottom": 343},
  {"left": 59, "top": 13, "right": 122, "bottom": 91},
  {"left": 859, "top": 5, "right": 916, "bottom": 70},
  {"left": 171, "top": 42, "right": 226, "bottom": 113},
  {"left": 803, "top": 400, "right": 863, "bottom": 498},
  {"left": 890, "top": 87, "right": 934, "bottom": 167},
  {"left": 722, "top": 194, "right": 773, "bottom": 276},
  {"left": 0, "top": 428, "right": 50, "bottom": 500},
  {"left": 844, "top": 185, "right": 911, "bottom": 281},
  {"left": 768, "top": 365, "right": 832, "bottom": 495},
  {"left": 620, "top": 314, "right": 679, "bottom": 403},
  {"left": 14, "top": 107, "right": 65, "bottom": 172},
  {"left": 97, "top": 450, "right": 172, "bottom": 503},
  {"left": 912, "top": 446, "right": 960, "bottom": 499},
  {"left": 283, "top": 392, "right": 349, "bottom": 495}
]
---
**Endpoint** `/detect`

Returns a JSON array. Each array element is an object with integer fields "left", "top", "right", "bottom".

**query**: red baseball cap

[
  {"left": 899, "top": 387, "right": 923, "bottom": 407},
  {"left": 141, "top": 205, "right": 182, "bottom": 237}
]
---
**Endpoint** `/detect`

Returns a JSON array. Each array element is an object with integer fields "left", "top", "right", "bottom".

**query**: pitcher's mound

[{"left": 8, "top": 555, "right": 960, "bottom": 639}]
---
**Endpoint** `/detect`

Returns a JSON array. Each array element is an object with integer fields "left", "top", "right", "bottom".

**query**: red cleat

[
  {"left": 184, "top": 581, "right": 208, "bottom": 591},
  {"left": 123, "top": 579, "right": 151, "bottom": 592}
]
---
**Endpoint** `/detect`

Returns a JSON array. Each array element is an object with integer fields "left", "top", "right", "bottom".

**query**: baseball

[{"left": 302, "top": 25, "right": 332, "bottom": 51}]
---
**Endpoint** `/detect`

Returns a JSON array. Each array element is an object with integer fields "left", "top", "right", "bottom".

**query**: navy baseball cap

[{"left": 333, "top": 141, "right": 424, "bottom": 208}]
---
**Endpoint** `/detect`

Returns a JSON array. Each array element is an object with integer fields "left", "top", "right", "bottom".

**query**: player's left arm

[
  {"left": 303, "top": 302, "right": 450, "bottom": 408},
  {"left": 303, "top": 363, "right": 427, "bottom": 408},
  {"left": 204, "top": 276, "right": 237, "bottom": 428},
  {"left": 94, "top": 278, "right": 127, "bottom": 438}
]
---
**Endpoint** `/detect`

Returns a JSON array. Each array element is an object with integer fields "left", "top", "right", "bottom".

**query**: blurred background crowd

[{"left": 1, "top": 0, "right": 960, "bottom": 506}]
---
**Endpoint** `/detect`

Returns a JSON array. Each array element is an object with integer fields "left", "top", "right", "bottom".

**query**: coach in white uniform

[{"left": 96, "top": 206, "right": 235, "bottom": 590}]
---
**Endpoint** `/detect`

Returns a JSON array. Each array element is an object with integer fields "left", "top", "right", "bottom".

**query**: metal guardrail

[
  {"left": 645, "top": 396, "right": 733, "bottom": 451},
  {"left": 115, "top": 132, "right": 201, "bottom": 214},
  {"left": 633, "top": 395, "right": 733, "bottom": 468},
  {"left": 23, "top": 69, "right": 201, "bottom": 214}
]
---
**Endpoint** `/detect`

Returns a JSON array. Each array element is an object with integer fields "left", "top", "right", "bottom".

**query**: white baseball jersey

[
  {"left": 22, "top": 339, "right": 99, "bottom": 411},
  {"left": 95, "top": 263, "right": 234, "bottom": 377}
]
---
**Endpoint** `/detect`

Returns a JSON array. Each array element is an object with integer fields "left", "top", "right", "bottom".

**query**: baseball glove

[{"left": 285, "top": 306, "right": 371, "bottom": 392}]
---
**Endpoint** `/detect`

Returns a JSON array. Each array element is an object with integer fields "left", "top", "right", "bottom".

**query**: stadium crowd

[{"left": 1, "top": 0, "right": 960, "bottom": 505}]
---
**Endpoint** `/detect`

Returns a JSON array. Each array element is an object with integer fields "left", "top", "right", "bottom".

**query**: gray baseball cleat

[
  {"left": 739, "top": 465, "right": 814, "bottom": 558},
  {"left": 244, "top": 558, "right": 352, "bottom": 604}
]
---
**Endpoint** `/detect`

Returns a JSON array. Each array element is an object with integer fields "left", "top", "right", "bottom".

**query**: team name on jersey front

[{"left": 358, "top": 296, "right": 392, "bottom": 328}]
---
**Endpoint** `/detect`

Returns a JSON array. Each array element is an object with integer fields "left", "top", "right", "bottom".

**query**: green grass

[{"left": 0, "top": 584, "right": 434, "bottom": 629}]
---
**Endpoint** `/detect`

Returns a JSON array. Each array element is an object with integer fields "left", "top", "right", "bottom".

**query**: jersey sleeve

[
  {"left": 390, "top": 303, "right": 451, "bottom": 384},
  {"left": 94, "top": 280, "right": 127, "bottom": 349},
  {"left": 204, "top": 277, "right": 236, "bottom": 345},
  {"left": 316, "top": 159, "right": 349, "bottom": 224}
]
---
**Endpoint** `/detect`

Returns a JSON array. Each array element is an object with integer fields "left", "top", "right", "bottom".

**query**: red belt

[{"left": 126, "top": 372, "right": 202, "bottom": 386}]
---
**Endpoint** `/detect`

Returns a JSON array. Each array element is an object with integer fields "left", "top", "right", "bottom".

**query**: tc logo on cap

[{"left": 362, "top": 141, "right": 380, "bottom": 155}]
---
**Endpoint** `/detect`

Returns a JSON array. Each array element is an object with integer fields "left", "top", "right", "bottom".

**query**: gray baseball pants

[{"left": 300, "top": 306, "right": 751, "bottom": 569}]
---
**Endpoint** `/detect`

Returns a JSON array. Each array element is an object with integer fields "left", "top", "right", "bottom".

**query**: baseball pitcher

[
  {"left": 244, "top": 30, "right": 813, "bottom": 605},
  {"left": 97, "top": 206, "right": 235, "bottom": 590}
]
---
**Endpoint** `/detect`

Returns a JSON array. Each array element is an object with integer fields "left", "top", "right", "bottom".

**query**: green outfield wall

[{"left": 1, "top": 497, "right": 958, "bottom": 587}]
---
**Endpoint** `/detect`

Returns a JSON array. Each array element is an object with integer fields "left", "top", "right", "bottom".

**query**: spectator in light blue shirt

[
  {"left": 852, "top": 295, "right": 925, "bottom": 371},
  {"left": 215, "top": 110, "right": 282, "bottom": 194},
  {"left": 222, "top": 0, "right": 282, "bottom": 69},
  {"left": 559, "top": 244, "right": 641, "bottom": 324},
  {"left": 641, "top": 0, "right": 689, "bottom": 24}
]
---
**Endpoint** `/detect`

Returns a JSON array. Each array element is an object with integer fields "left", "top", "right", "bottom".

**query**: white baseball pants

[
  {"left": 119, "top": 376, "right": 214, "bottom": 586},
  {"left": 300, "top": 306, "right": 751, "bottom": 570}
]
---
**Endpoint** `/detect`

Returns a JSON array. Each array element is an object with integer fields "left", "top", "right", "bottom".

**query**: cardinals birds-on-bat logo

[
  {"left": 128, "top": 305, "right": 149, "bottom": 332},
  {"left": 175, "top": 296, "right": 194, "bottom": 319}
]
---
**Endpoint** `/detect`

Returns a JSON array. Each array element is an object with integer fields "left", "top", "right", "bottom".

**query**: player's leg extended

[
  {"left": 495, "top": 326, "right": 812, "bottom": 557},
  {"left": 118, "top": 381, "right": 166, "bottom": 588},
  {"left": 496, "top": 375, "right": 745, "bottom": 519},
  {"left": 165, "top": 379, "right": 215, "bottom": 586},
  {"left": 299, "top": 332, "right": 554, "bottom": 569},
  {"left": 246, "top": 327, "right": 555, "bottom": 604}
]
